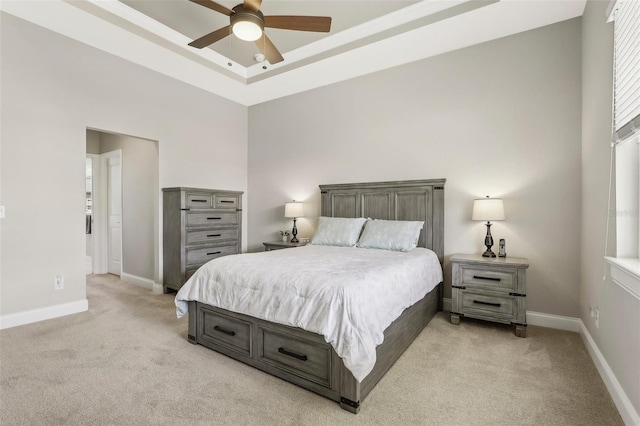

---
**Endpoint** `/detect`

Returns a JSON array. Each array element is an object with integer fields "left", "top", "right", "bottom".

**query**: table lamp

[
  {"left": 472, "top": 196, "right": 505, "bottom": 258},
  {"left": 284, "top": 201, "right": 304, "bottom": 243}
]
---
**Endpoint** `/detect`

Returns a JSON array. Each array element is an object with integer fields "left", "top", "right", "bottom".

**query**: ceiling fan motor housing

[{"left": 230, "top": 5, "right": 265, "bottom": 40}]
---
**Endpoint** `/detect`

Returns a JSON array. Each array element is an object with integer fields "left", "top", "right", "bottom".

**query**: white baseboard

[
  {"left": 120, "top": 272, "right": 163, "bottom": 295},
  {"left": 579, "top": 320, "right": 640, "bottom": 426},
  {"left": 0, "top": 299, "right": 88, "bottom": 330},
  {"left": 525, "top": 311, "right": 582, "bottom": 332}
]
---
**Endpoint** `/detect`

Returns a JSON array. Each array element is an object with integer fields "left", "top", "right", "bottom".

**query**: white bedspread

[{"left": 175, "top": 245, "right": 442, "bottom": 382}]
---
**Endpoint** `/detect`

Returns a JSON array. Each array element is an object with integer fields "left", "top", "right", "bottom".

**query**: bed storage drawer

[
  {"left": 199, "top": 308, "right": 251, "bottom": 356},
  {"left": 259, "top": 327, "right": 332, "bottom": 387}
]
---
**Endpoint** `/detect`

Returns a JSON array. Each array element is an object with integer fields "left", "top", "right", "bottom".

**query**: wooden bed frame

[{"left": 186, "top": 179, "right": 445, "bottom": 413}]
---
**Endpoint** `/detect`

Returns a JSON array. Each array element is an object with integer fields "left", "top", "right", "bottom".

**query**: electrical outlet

[{"left": 54, "top": 275, "right": 64, "bottom": 290}]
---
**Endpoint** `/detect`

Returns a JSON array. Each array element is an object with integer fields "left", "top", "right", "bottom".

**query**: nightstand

[
  {"left": 263, "top": 241, "right": 308, "bottom": 251},
  {"left": 450, "top": 254, "right": 529, "bottom": 337}
]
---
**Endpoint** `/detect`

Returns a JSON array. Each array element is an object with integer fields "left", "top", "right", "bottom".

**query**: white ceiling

[{"left": 1, "top": 0, "right": 586, "bottom": 106}]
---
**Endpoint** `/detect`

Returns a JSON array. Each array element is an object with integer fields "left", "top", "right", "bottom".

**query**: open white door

[{"left": 104, "top": 151, "right": 122, "bottom": 276}]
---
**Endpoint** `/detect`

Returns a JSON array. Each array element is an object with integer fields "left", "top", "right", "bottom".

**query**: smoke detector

[{"left": 254, "top": 53, "right": 266, "bottom": 63}]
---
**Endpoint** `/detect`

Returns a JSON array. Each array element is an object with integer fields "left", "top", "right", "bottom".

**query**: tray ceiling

[{"left": 0, "top": 0, "right": 586, "bottom": 106}]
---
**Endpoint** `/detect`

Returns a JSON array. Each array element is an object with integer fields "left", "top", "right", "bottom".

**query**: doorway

[{"left": 85, "top": 129, "right": 159, "bottom": 290}]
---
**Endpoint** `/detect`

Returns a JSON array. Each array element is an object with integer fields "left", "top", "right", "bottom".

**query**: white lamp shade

[
  {"left": 284, "top": 202, "right": 304, "bottom": 218},
  {"left": 472, "top": 198, "right": 505, "bottom": 221}
]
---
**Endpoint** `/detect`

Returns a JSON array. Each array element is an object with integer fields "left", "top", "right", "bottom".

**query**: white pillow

[
  {"left": 357, "top": 219, "right": 424, "bottom": 252},
  {"left": 310, "top": 217, "right": 368, "bottom": 247}
]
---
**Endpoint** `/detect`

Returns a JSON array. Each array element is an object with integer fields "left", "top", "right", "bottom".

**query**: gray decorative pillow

[
  {"left": 357, "top": 219, "right": 424, "bottom": 252},
  {"left": 310, "top": 217, "right": 368, "bottom": 247}
]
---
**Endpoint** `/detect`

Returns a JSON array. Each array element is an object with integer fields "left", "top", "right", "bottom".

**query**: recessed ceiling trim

[
  {"left": 245, "top": 0, "right": 475, "bottom": 78},
  {"left": 81, "top": 0, "right": 249, "bottom": 78},
  {"left": 1, "top": 0, "right": 586, "bottom": 107},
  {"left": 0, "top": 0, "right": 253, "bottom": 103},
  {"left": 246, "top": 0, "right": 499, "bottom": 84}
]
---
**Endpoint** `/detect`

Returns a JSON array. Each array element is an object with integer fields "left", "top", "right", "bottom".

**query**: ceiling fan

[{"left": 188, "top": 0, "right": 332, "bottom": 64}]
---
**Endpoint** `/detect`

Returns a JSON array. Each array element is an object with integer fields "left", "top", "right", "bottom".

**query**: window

[{"left": 606, "top": 0, "right": 640, "bottom": 294}]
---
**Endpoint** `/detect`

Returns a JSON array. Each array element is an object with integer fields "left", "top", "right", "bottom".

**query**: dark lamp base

[
  {"left": 290, "top": 217, "right": 299, "bottom": 243},
  {"left": 482, "top": 222, "right": 496, "bottom": 258}
]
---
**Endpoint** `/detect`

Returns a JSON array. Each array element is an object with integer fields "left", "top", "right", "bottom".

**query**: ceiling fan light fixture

[{"left": 232, "top": 20, "right": 262, "bottom": 41}]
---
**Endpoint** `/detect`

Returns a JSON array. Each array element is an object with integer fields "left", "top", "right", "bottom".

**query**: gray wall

[
  {"left": 0, "top": 13, "right": 248, "bottom": 317},
  {"left": 248, "top": 18, "right": 583, "bottom": 317},
  {"left": 580, "top": 0, "right": 640, "bottom": 415}
]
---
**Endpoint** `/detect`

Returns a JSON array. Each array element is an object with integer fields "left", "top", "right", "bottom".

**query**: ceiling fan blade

[
  {"left": 255, "top": 34, "right": 284, "bottom": 64},
  {"left": 188, "top": 25, "right": 231, "bottom": 49},
  {"left": 264, "top": 16, "right": 332, "bottom": 32},
  {"left": 243, "top": 0, "right": 262, "bottom": 13},
  {"left": 189, "top": 0, "right": 234, "bottom": 16}
]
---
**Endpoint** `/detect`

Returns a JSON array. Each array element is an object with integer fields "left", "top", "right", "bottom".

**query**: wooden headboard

[{"left": 319, "top": 179, "right": 445, "bottom": 263}]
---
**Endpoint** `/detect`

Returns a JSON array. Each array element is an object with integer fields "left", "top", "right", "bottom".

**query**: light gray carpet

[{"left": 1, "top": 274, "right": 623, "bottom": 425}]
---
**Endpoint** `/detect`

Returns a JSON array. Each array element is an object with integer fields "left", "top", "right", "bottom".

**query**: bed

[{"left": 176, "top": 179, "right": 445, "bottom": 413}]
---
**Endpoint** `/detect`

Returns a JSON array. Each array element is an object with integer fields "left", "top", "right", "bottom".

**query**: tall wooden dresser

[{"left": 162, "top": 187, "right": 243, "bottom": 293}]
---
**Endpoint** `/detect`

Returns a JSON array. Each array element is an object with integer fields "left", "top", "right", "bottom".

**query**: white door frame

[{"left": 93, "top": 149, "right": 123, "bottom": 275}]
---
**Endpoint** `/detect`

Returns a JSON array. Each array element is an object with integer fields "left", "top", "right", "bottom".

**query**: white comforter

[{"left": 175, "top": 245, "right": 442, "bottom": 382}]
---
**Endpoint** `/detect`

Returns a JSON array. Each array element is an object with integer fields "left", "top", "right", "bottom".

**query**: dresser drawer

[
  {"left": 260, "top": 327, "right": 332, "bottom": 387},
  {"left": 186, "top": 192, "right": 213, "bottom": 209},
  {"left": 186, "top": 228, "right": 239, "bottom": 245},
  {"left": 215, "top": 195, "right": 239, "bottom": 209},
  {"left": 200, "top": 308, "right": 251, "bottom": 356},
  {"left": 186, "top": 245, "right": 238, "bottom": 266},
  {"left": 186, "top": 211, "right": 238, "bottom": 227},
  {"left": 185, "top": 266, "right": 199, "bottom": 282},
  {"left": 460, "top": 266, "right": 516, "bottom": 291},
  {"left": 460, "top": 291, "right": 516, "bottom": 321}
]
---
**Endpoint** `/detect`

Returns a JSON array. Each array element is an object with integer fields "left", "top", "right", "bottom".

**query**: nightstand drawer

[
  {"left": 460, "top": 291, "right": 516, "bottom": 320},
  {"left": 460, "top": 266, "right": 516, "bottom": 291}
]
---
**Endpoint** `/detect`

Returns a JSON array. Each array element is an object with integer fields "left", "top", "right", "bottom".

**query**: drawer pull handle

[
  {"left": 207, "top": 251, "right": 222, "bottom": 256},
  {"left": 220, "top": 200, "right": 234, "bottom": 204},
  {"left": 207, "top": 234, "right": 222, "bottom": 238},
  {"left": 191, "top": 199, "right": 208, "bottom": 203},
  {"left": 213, "top": 325, "right": 235, "bottom": 336},
  {"left": 473, "top": 300, "right": 501, "bottom": 307},
  {"left": 473, "top": 275, "right": 501, "bottom": 282},
  {"left": 207, "top": 217, "right": 222, "bottom": 220},
  {"left": 278, "top": 347, "right": 308, "bottom": 361}
]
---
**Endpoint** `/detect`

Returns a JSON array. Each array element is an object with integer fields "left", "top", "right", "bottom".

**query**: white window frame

[{"left": 605, "top": 0, "right": 640, "bottom": 299}]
